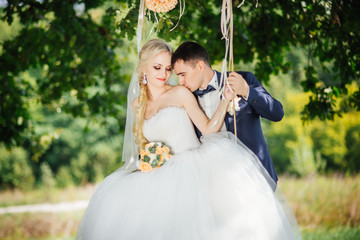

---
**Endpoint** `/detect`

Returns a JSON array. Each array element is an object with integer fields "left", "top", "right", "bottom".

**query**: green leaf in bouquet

[
  {"left": 151, "top": 160, "right": 158, "bottom": 168},
  {"left": 156, "top": 155, "right": 161, "bottom": 161},
  {"left": 149, "top": 147, "right": 156, "bottom": 153},
  {"left": 143, "top": 155, "right": 150, "bottom": 163}
]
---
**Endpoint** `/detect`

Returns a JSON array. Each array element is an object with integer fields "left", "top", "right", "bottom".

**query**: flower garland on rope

[
  {"left": 145, "top": 0, "right": 185, "bottom": 32},
  {"left": 145, "top": 0, "right": 178, "bottom": 13},
  {"left": 135, "top": 0, "right": 184, "bottom": 52},
  {"left": 138, "top": 0, "right": 185, "bottom": 47},
  {"left": 136, "top": 0, "right": 183, "bottom": 53}
]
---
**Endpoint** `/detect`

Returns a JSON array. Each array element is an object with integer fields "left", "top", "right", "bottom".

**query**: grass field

[
  {"left": 0, "top": 211, "right": 82, "bottom": 240},
  {"left": 278, "top": 174, "right": 360, "bottom": 227},
  {"left": 0, "top": 185, "right": 96, "bottom": 208},
  {"left": 302, "top": 227, "right": 360, "bottom": 240},
  {"left": 0, "top": 175, "right": 359, "bottom": 239}
]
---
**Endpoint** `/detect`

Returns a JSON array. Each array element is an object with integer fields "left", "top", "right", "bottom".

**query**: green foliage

[
  {"left": 1, "top": 0, "right": 360, "bottom": 148},
  {"left": 39, "top": 162, "right": 56, "bottom": 189},
  {"left": 0, "top": 94, "right": 124, "bottom": 190},
  {"left": 1, "top": 1, "right": 128, "bottom": 147},
  {"left": 89, "top": 142, "right": 123, "bottom": 178},
  {"left": 262, "top": 47, "right": 360, "bottom": 176},
  {"left": 1, "top": 0, "right": 360, "bottom": 188},
  {"left": 33, "top": 108, "right": 124, "bottom": 185},
  {"left": 265, "top": 84, "right": 360, "bottom": 175},
  {"left": 118, "top": 0, "right": 360, "bottom": 121},
  {"left": 310, "top": 121, "right": 347, "bottom": 171},
  {"left": 0, "top": 145, "right": 35, "bottom": 191},
  {"left": 264, "top": 120, "right": 296, "bottom": 174},
  {"left": 55, "top": 166, "right": 74, "bottom": 188},
  {"left": 70, "top": 151, "right": 90, "bottom": 185},
  {"left": 287, "top": 136, "right": 318, "bottom": 177},
  {"left": 344, "top": 125, "right": 360, "bottom": 173}
]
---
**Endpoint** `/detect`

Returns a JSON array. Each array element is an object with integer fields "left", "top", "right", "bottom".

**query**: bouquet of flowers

[{"left": 137, "top": 142, "right": 172, "bottom": 172}]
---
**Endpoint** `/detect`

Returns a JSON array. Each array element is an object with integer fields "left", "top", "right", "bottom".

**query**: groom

[{"left": 171, "top": 41, "right": 283, "bottom": 184}]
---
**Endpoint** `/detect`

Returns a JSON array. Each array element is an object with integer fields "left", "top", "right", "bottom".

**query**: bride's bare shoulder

[
  {"left": 166, "top": 86, "right": 196, "bottom": 107},
  {"left": 169, "top": 85, "right": 193, "bottom": 96}
]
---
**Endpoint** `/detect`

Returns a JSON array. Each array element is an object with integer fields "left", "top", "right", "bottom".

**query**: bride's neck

[{"left": 147, "top": 84, "right": 168, "bottom": 101}]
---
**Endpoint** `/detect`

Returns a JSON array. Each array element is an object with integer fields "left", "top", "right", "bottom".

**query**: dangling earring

[{"left": 143, "top": 74, "right": 147, "bottom": 85}]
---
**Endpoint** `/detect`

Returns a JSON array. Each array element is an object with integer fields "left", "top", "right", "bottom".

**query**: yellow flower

[
  {"left": 139, "top": 149, "right": 146, "bottom": 158},
  {"left": 145, "top": 142, "right": 154, "bottom": 150},
  {"left": 162, "top": 146, "right": 170, "bottom": 154},
  {"left": 155, "top": 146, "right": 162, "bottom": 155},
  {"left": 160, "top": 154, "right": 164, "bottom": 162},
  {"left": 139, "top": 162, "right": 152, "bottom": 172},
  {"left": 140, "top": 150, "right": 150, "bottom": 159}
]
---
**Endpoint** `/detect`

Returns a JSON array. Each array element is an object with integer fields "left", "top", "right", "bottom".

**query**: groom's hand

[
  {"left": 228, "top": 72, "right": 249, "bottom": 99},
  {"left": 224, "top": 86, "right": 236, "bottom": 101}
]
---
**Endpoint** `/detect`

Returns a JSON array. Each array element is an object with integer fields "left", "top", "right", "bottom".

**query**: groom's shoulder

[
  {"left": 232, "top": 71, "right": 260, "bottom": 85},
  {"left": 234, "top": 71, "right": 255, "bottom": 78},
  {"left": 216, "top": 70, "right": 255, "bottom": 79},
  {"left": 215, "top": 70, "right": 259, "bottom": 84}
]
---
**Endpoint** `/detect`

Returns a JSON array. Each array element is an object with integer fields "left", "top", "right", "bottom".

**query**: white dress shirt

[{"left": 197, "top": 71, "right": 227, "bottom": 132}]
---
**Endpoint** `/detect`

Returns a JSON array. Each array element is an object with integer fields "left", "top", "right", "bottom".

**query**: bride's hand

[{"left": 224, "top": 87, "right": 236, "bottom": 101}]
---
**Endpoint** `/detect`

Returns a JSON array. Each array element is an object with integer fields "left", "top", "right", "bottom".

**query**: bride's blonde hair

[{"left": 133, "top": 39, "right": 173, "bottom": 151}]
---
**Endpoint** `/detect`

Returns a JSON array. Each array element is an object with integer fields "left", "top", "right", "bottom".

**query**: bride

[{"left": 75, "top": 39, "right": 302, "bottom": 240}]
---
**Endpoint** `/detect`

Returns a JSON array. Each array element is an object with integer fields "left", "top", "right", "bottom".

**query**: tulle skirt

[{"left": 76, "top": 132, "right": 302, "bottom": 240}]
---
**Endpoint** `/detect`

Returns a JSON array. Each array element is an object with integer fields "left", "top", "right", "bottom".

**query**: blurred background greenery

[{"left": 0, "top": 0, "right": 359, "bottom": 239}]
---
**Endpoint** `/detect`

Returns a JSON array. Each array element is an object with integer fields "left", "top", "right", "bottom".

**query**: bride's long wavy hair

[{"left": 134, "top": 39, "right": 173, "bottom": 151}]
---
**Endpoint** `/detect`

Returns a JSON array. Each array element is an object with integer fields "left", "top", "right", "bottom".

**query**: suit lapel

[{"left": 215, "top": 71, "right": 224, "bottom": 89}]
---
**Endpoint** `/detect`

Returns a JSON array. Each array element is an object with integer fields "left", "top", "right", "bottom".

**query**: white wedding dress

[{"left": 76, "top": 107, "right": 301, "bottom": 240}]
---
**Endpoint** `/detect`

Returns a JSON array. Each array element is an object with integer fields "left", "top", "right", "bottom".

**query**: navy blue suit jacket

[{"left": 194, "top": 71, "right": 283, "bottom": 183}]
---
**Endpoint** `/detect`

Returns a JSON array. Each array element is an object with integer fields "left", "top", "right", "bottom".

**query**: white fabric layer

[{"left": 76, "top": 107, "right": 302, "bottom": 240}]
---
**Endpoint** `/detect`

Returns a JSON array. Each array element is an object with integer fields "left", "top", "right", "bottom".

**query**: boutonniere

[{"left": 227, "top": 96, "right": 241, "bottom": 116}]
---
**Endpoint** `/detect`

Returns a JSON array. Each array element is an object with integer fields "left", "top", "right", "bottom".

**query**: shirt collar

[{"left": 199, "top": 71, "right": 217, "bottom": 90}]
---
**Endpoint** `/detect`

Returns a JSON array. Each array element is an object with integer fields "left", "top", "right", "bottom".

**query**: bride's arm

[{"left": 176, "top": 86, "right": 234, "bottom": 135}]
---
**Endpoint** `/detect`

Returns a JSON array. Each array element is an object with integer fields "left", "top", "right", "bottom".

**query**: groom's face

[{"left": 173, "top": 60, "right": 203, "bottom": 92}]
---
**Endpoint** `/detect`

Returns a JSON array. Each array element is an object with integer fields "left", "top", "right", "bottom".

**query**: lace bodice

[{"left": 143, "top": 107, "right": 201, "bottom": 154}]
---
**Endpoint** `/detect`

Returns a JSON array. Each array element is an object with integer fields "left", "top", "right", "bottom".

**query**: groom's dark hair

[{"left": 171, "top": 41, "right": 211, "bottom": 68}]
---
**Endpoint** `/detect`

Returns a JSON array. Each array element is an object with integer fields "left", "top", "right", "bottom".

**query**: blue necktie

[{"left": 194, "top": 85, "right": 216, "bottom": 97}]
